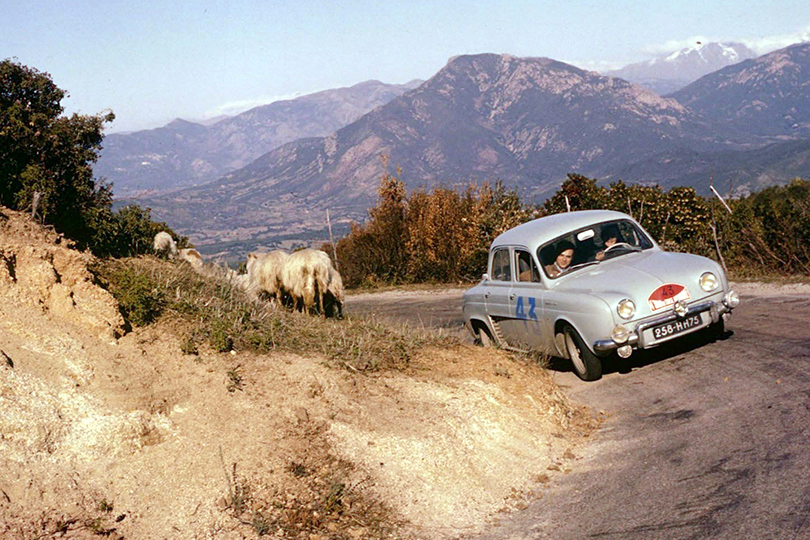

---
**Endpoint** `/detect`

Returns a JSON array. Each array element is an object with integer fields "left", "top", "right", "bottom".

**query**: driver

[{"left": 596, "top": 225, "right": 621, "bottom": 261}]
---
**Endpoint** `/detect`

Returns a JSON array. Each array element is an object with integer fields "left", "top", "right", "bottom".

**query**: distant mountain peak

[{"left": 606, "top": 41, "right": 757, "bottom": 95}]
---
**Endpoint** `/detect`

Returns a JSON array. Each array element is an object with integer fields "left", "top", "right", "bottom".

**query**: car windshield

[{"left": 538, "top": 219, "right": 654, "bottom": 279}]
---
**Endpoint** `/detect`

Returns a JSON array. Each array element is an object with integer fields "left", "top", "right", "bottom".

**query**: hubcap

[{"left": 566, "top": 332, "right": 586, "bottom": 375}]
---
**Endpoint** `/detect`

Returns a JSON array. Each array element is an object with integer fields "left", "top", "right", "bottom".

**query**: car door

[
  {"left": 510, "top": 248, "right": 545, "bottom": 349},
  {"left": 482, "top": 247, "right": 522, "bottom": 347}
]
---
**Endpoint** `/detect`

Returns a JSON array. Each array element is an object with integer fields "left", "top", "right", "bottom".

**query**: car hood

[{"left": 553, "top": 250, "right": 723, "bottom": 318}]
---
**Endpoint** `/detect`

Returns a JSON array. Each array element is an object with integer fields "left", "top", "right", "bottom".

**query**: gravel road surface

[{"left": 347, "top": 284, "right": 810, "bottom": 540}]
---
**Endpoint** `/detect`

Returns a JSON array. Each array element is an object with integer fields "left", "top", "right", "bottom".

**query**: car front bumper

[{"left": 593, "top": 292, "right": 737, "bottom": 355}]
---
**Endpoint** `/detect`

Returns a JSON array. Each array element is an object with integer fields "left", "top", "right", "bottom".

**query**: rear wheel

[{"left": 564, "top": 325, "right": 602, "bottom": 381}]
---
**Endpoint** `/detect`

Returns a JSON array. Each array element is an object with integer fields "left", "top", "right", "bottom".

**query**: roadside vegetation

[
  {"left": 335, "top": 171, "right": 810, "bottom": 287},
  {"left": 92, "top": 256, "right": 453, "bottom": 372},
  {"left": 0, "top": 59, "right": 185, "bottom": 257}
]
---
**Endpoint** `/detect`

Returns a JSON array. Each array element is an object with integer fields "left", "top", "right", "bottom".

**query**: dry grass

[{"left": 92, "top": 256, "right": 457, "bottom": 373}]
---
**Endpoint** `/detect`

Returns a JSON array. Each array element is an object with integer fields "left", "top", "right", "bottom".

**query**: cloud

[
  {"left": 564, "top": 58, "right": 627, "bottom": 73},
  {"left": 642, "top": 35, "right": 713, "bottom": 56},
  {"left": 202, "top": 91, "right": 310, "bottom": 119},
  {"left": 740, "top": 24, "right": 810, "bottom": 54},
  {"left": 641, "top": 24, "right": 810, "bottom": 58}
]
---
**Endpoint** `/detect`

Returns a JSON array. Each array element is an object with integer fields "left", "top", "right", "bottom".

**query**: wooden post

[
  {"left": 327, "top": 208, "right": 339, "bottom": 272},
  {"left": 31, "top": 191, "right": 40, "bottom": 220},
  {"left": 709, "top": 185, "right": 732, "bottom": 214}
]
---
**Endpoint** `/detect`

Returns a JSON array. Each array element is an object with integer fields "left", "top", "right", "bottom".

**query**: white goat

[
  {"left": 280, "top": 249, "right": 333, "bottom": 314},
  {"left": 324, "top": 267, "right": 345, "bottom": 318},
  {"left": 178, "top": 248, "right": 204, "bottom": 272},
  {"left": 246, "top": 250, "right": 289, "bottom": 302},
  {"left": 153, "top": 231, "right": 178, "bottom": 259}
]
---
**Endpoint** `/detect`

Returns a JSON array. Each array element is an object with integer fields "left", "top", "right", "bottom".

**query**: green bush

[{"left": 109, "top": 267, "right": 165, "bottom": 326}]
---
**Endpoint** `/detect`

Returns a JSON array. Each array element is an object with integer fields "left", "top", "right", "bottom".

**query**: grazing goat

[
  {"left": 280, "top": 249, "right": 333, "bottom": 314},
  {"left": 153, "top": 231, "right": 178, "bottom": 258},
  {"left": 178, "top": 248, "right": 204, "bottom": 272},
  {"left": 323, "top": 267, "right": 345, "bottom": 318},
  {"left": 246, "top": 250, "right": 289, "bottom": 302},
  {"left": 280, "top": 249, "right": 344, "bottom": 316}
]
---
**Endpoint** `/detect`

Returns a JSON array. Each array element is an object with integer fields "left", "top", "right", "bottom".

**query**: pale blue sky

[{"left": 3, "top": 0, "right": 809, "bottom": 133}]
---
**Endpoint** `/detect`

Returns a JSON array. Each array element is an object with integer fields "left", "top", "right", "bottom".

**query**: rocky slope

[
  {"left": 670, "top": 42, "right": 810, "bottom": 137},
  {"left": 97, "top": 80, "right": 421, "bottom": 196}
]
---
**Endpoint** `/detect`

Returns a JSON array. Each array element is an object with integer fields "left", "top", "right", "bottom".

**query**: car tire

[
  {"left": 707, "top": 319, "right": 725, "bottom": 342},
  {"left": 563, "top": 325, "right": 602, "bottom": 381}
]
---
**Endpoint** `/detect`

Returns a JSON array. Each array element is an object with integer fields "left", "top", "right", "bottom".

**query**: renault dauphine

[{"left": 462, "top": 210, "right": 739, "bottom": 380}]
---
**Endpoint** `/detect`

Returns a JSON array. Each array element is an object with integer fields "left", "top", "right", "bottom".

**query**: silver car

[{"left": 462, "top": 210, "right": 739, "bottom": 381}]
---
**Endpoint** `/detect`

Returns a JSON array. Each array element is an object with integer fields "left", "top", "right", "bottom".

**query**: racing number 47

[{"left": 515, "top": 296, "right": 537, "bottom": 320}]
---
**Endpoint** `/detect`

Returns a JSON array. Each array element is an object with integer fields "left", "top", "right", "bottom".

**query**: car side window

[
  {"left": 515, "top": 249, "right": 541, "bottom": 282},
  {"left": 491, "top": 249, "right": 512, "bottom": 281}
]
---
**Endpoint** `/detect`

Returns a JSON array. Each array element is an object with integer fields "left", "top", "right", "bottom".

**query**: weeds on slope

[{"left": 92, "top": 256, "right": 455, "bottom": 372}]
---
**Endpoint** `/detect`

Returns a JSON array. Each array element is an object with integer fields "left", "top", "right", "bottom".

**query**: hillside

[
  {"left": 670, "top": 42, "right": 810, "bottom": 137},
  {"left": 139, "top": 53, "right": 731, "bottom": 251},
  {"left": 605, "top": 137, "right": 810, "bottom": 195},
  {"left": 97, "top": 80, "right": 422, "bottom": 196},
  {"left": 0, "top": 207, "right": 591, "bottom": 539}
]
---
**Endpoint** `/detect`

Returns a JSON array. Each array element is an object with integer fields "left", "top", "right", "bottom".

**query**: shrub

[{"left": 107, "top": 266, "right": 165, "bottom": 326}]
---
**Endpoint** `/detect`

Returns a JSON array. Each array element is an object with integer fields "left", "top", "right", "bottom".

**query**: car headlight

[
  {"left": 611, "top": 324, "right": 630, "bottom": 344},
  {"left": 617, "top": 299, "right": 636, "bottom": 319},
  {"left": 725, "top": 290, "right": 740, "bottom": 308},
  {"left": 700, "top": 272, "right": 718, "bottom": 292}
]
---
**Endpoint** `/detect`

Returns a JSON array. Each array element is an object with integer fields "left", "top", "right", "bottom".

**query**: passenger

[{"left": 545, "top": 240, "right": 574, "bottom": 277}]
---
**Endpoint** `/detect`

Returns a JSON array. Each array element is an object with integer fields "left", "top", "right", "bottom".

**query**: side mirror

[{"left": 481, "top": 273, "right": 489, "bottom": 282}]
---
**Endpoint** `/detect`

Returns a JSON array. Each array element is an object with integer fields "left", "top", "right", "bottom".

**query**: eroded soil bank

[{"left": 0, "top": 208, "right": 594, "bottom": 539}]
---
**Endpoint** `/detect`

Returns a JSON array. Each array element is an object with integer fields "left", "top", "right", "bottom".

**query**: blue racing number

[{"left": 515, "top": 296, "right": 537, "bottom": 320}]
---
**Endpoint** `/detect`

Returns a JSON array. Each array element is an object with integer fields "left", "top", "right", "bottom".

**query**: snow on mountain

[{"left": 606, "top": 42, "right": 757, "bottom": 95}]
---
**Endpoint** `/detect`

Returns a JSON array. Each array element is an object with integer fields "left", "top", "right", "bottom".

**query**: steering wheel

[{"left": 604, "top": 242, "right": 634, "bottom": 252}]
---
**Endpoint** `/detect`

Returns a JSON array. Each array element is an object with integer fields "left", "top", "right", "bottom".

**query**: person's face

[
  {"left": 605, "top": 236, "right": 617, "bottom": 247},
  {"left": 556, "top": 249, "right": 573, "bottom": 268}
]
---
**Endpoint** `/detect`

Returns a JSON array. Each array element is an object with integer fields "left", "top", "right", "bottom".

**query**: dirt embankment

[{"left": 0, "top": 208, "right": 592, "bottom": 539}]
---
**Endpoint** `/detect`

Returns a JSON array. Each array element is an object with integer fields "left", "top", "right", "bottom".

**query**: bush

[
  {"left": 108, "top": 267, "right": 165, "bottom": 326},
  {"left": 335, "top": 171, "right": 810, "bottom": 284}
]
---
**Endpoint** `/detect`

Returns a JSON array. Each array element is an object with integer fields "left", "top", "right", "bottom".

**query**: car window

[
  {"left": 538, "top": 219, "right": 654, "bottom": 277},
  {"left": 515, "top": 249, "right": 541, "bottom": 282},
  {"left": 491, "top": 249, "right": 512, "bottom": 281}
]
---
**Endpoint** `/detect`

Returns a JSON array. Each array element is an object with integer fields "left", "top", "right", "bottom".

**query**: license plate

[{"left": 651, "top": 314, "right": 703, "bottom": 340}]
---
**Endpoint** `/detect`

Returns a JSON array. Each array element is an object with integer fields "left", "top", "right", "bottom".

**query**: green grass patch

[{"left": 92, "top": 256, "right": 454, "bottom": 372}]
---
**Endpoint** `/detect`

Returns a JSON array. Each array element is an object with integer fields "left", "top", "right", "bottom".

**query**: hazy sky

[{"left": 4, "top": 0, "right": 809, "bottom": 133}]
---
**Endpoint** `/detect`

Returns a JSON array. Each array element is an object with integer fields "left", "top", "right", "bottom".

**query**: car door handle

[
  {"left": 484, "top": 292, "right": 490, "bottom": 299},
  {"left": 509, "top": 293, "right": 516, "bottom": 300}
]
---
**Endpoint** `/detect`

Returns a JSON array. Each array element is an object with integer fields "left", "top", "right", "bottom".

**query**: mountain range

[
  {"left": 97, "top": 79, "right": 422, "bottom": 196},
  {"left": 113, "top": 42, "right": 810, "bottom": 256},
  {"left": 606, "top": 42, "right": 757, "bottom": 95}
]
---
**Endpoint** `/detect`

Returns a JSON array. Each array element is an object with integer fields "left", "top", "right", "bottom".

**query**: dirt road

[{"left": 347, "top": 284, "right": 810, "bottom": 540}]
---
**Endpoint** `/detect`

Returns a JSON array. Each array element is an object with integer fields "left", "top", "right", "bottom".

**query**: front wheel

[
  {"left": 706, "top": 319, "right": 725, "bottom": 342},
  {"left": 563, "top": 325, "right": 602, "bottom": 381},
  {"left": 474, "top": 325, "right": 494, "bottom": 348}
]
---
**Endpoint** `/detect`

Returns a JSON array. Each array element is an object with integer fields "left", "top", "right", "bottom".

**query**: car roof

[{"left": 492, "top": 210, "right": 632, "bottom": 252}]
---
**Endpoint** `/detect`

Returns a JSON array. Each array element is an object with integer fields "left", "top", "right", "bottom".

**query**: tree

[
  {"left": 1, "top": 59, "right": 114, "bottom": 246},
  {"left": 543, "top": 174, "right": 607, "bottom": 214}
]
